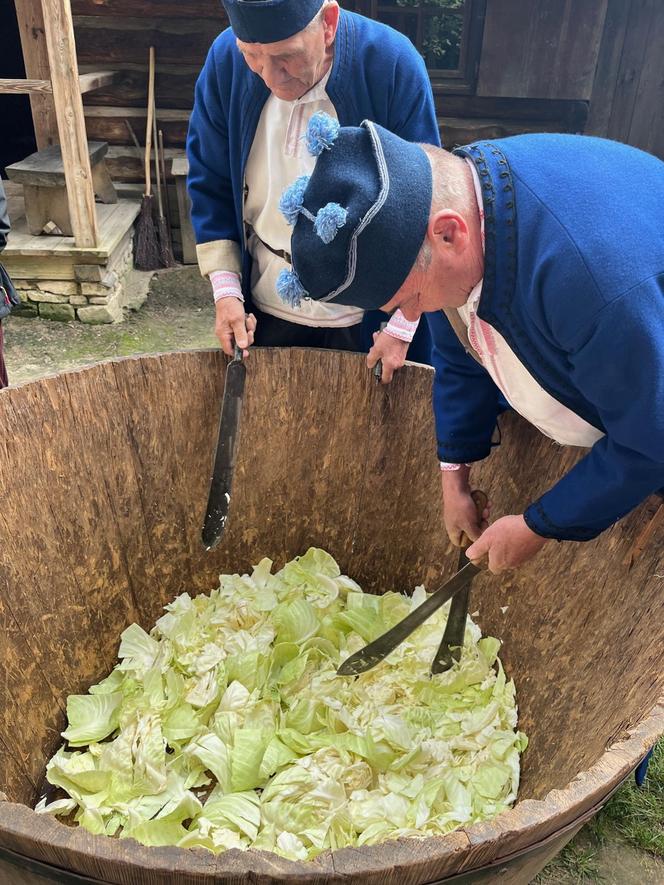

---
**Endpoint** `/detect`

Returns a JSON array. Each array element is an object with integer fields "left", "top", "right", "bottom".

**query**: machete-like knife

[
  {"left": 337, "top": 561, "right": 482, "bottom": 676},
  {"left": 338, "top": 490, "right": 488, "bottom": 677},
  {"left": 201, "top": 345, "right": 246, "bottom": 550}
]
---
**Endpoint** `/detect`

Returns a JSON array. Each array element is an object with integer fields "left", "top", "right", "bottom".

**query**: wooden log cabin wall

[{"left": 5, "top": 0, "right": 663, "bottom": 259}]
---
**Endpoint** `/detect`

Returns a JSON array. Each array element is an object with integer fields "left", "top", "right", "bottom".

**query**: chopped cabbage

[{"left": 37, "top": 549, "right": 527, "bottom": 859}]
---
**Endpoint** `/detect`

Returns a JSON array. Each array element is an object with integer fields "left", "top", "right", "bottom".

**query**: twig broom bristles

[
  {"left": 153, "top": 102, "right": 176, "bottom": 268},
  {"left": 134, "top": 46, "right": 161, "bottom": 270}
]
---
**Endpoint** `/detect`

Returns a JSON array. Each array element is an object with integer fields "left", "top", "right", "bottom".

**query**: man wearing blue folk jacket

[
  {"left": 187, "top": 0, "right": 439, "bottom": 380},
  {"left": 278, "top": 116, "right": 664, "bottom": 572}
]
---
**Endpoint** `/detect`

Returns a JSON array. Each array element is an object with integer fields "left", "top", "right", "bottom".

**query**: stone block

[
  {"left": 74, "top": 264, "right": 103, "bottom": 283},
  {"left": 80, "top": 282, "right": 107, "bottom": 297},
  {"left": 89, "top": 296, "right": 110, "bottom": 305},
  {"left": 39, "top": 302, "right": 75, "bottom": 322},
  {"left": 122, "top": 268, "right": 153, "bottom": 311},
  {"left": 38, "top": 280, "right": 79, "bottom": 296},
  {"left": 10, "top": 303, "right": 39, "bottom": 318},
  {"left": 28, "top": 290, "right": 70, "bottom": 303},
  {"left": 69, "top": 295, "right": 88, "bottom": 306},
  {"left": 77, "top": 303, "right": 122, "bottom": 324}
]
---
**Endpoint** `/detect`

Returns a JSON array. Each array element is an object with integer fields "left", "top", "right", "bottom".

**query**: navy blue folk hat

[
  {"left": 222, "top": 0, "right": 324, "bottom": 44},
  {"left": 277, "top": 113, "right": 432, "bottom": 311}
]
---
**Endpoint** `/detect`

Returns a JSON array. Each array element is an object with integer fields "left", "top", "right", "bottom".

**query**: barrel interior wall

[
  {"left": 469, "top": 412, "right": 664, "bottom": 799},
  {"left": 0, "top": 351, "right": 662, "bottom": 821}
]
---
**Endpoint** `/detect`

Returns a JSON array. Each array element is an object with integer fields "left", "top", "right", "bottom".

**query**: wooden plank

[
  {"left": 73, "top": 15, "right": 224, "bottom": 67},
  {"left": 41, "top": 0, "right": 98, "bottom": 248},
  {"left": 477, "top": 0, "right": 608, "bottom": 100},
  {"left": 14, "top": 0, "right": 58, "bottom": 149},
  {"left": 1, "top": 200, "right": 139, "bottom": 271},
  {"left": 437, "top": 95, "right": 590, "bottom": 124},
  {"left": 585, "top": 0, "right": 632, "bottom": 137},
  {"left": 171, "top": 156, "right": 189, "bottom": 177},
  {"left": 0, "top": 72, "right": 119, "bottom": 97},
  {"left": 6, "top": 142, "right": 108, "bottom": 188},
  {"left": 625, "top": 0, "right": 664, "bottom": 157},
  {"left": 71, "top": 0, "right": 226, "bottom": 18},
  {"left": 0, "top": 79, "right": 52, "bottom": 96},
  {"left": 80, "top": 64, "right": 201, "bottom": 109},
  {"left": 440, "top": 116, "right": 575, "bottom": 149},
  {"left": 83, "top": 105, "right": 189, "bottom": 148},
  {"left": 174, "top": 173, "right": 196, "bottom": 264},
  {"left": 78, "top": 69, "right": 121, "bottom": 93},
  {"left": 605, "top": 0, "right": 658, "bottom": 144},
  {"left": 105, "top": 145, "right": 184, "bottom": 182}
]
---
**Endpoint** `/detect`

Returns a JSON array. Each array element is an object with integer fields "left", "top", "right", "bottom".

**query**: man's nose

[{"left": 262, "top": 58, "right": 289, "bottom": 87}]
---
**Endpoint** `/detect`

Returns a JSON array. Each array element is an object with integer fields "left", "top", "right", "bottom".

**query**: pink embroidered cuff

[
  {"left": 210, "top": 270, "right": 244, "bottom": 304},
  {"left": 440, "top": 462, "right": 472, "bottom": 471},
  {"left": 384, "top": 309, "right": 419, "bottom": 343}
]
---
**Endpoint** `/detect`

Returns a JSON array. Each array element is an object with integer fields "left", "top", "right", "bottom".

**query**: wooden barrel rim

[{"left": 0, "top": 699, "right": 661, "bottom": 883}]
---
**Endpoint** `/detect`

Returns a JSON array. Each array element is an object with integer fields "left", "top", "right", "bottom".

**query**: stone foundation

[{"left": 11, "top": 233, "right": 138, "bottom": 324}]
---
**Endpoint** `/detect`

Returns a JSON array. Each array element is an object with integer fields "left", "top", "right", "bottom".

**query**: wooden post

[
  {"left": 14, "top": 0, "right": 58, "bottom": 149},
  {"left": 40, "top": 0, "right": 98, "bottom": 248}
]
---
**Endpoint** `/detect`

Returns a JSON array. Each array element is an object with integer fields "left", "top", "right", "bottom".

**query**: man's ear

[
  {"left": 429, "top": 211, "right": 468, "bottom": 253},
  {"left": 323, "top": 2, "right": 340, "bottom": 45}
]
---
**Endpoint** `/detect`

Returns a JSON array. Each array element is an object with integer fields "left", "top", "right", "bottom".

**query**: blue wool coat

[
  {"left": 186, "top": 9, "right": 440, "bottom": 355},
  {"left": 427, "top": 134, "right": 664, "bottom": 542}
]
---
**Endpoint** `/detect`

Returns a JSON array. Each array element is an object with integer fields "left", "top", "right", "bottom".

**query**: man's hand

[
  {"left": 466, "top": 515, "right": 549, "bottom": 573},
  {"left": 215, "top": 297, "right": 256, "bottom": 358},
  {"left": 366, "top": 330, "right": 409, "bottom": 384},
  {"left": 441, "top": 467, "right": 490, "bottom": 546}
]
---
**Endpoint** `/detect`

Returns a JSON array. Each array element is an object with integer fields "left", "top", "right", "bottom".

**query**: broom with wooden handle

[
  {"left": 134, "top": 45, "right": 161, "bottom": 270},
  {"left": 159, "top": 129, "right": 175, "bottom": 255},
  {"left": 153, "top": 94, "right": 175, "bottom": 267}
]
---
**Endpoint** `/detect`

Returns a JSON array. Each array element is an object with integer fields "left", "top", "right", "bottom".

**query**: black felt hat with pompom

[{"left": 276, "top": 113, "right": 432, "bottom": 311}]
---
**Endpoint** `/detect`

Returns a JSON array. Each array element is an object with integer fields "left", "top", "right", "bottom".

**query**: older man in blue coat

[
  {"left": 279, "top": 117, "right": 664, "bottom": 572},
  {"left": 187, "top": 0, "right": 439, "bottom": 380}
]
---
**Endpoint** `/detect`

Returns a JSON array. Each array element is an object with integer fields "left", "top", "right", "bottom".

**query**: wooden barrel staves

[{"left": 0, "top": 349, "right": 662, "bottom": 884}]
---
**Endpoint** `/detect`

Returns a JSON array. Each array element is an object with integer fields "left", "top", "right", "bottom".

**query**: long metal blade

[
  {"left": 201, "top": 351, "right": 246, "bottom": 550},
  {"left": 337, "top": 561, "right": 481, "bottom": 676},
  {"left": 430, "top": 548, "right": 473, "bottom": 674}
]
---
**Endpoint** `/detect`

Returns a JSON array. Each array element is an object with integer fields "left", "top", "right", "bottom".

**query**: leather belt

[{"left": 246, "top": 224, "right": 291, "bottom": 265}]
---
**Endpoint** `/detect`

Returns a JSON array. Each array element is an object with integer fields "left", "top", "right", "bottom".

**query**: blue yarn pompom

[
  {"left": 305, "top": 111, "right": 340, "bottom": 157},
  {"left": 278, "top": 175, "right": 310, "bottom": 226},
  {"left": 276, "top": 268, "right": 308, "bottom": 308},
  {"left": 314, "top": 202, "right": 348, "bottom": 244}
]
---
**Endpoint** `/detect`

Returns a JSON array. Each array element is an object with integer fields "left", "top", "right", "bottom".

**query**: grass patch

[
  {"left": 537, "top": 739, "right": 663, "bottom": 882},
  {"left": 534, "top": 841, "right": 604, "bottom": 883},
  {"left": 595, "top": 739, "right": 664, "bottom": 856}
]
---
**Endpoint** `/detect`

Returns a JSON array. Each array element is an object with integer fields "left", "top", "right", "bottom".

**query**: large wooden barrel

[{"left": 0, "top": 349, "right": 662, "bottom": 884}]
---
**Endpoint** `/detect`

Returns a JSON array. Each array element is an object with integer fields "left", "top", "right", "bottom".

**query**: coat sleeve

[
  {"left": 186, "top": 35, "right": 242, "bottom": 277},
  {"left": 427, "top": 311, "right": 505, "bottom": 463},
  {"left": 524, "top": 278, "right": 664, "bottom": 540},
  {"left": 0, "top": 179, "right": 10, "bottom": 253},
  {"left": 387, "top": 44, "right": 441, "bottom": 148}
]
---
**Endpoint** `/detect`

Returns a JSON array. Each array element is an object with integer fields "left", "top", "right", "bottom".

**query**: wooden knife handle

[{"left": 459, "top": 489, "right": 489, "bottom": 554}]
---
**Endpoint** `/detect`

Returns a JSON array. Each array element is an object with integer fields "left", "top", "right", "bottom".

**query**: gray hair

[{"left": 414, "top": 145, "right": 473, "bottom": 270}]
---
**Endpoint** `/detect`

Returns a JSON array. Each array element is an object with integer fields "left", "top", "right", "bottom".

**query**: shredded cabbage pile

[{"left": 37, "top": 548, "right": 527, "bottom": 859}]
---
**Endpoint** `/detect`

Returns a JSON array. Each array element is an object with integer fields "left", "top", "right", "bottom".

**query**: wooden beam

[
  {"left": 14, "top": 0, "right": 58, "bottom": 149},
  {"left": 78, "top": 70, "right": 122, "bottom": 94},
  {"left": 0, "top": 71, "right": 120, "bottom": 97},
  {"left": 0, "top": 78, "right": 52, "bottom": 95},
  {"left": 40, "top": 0, "right": 98, "bottom": 248}
]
